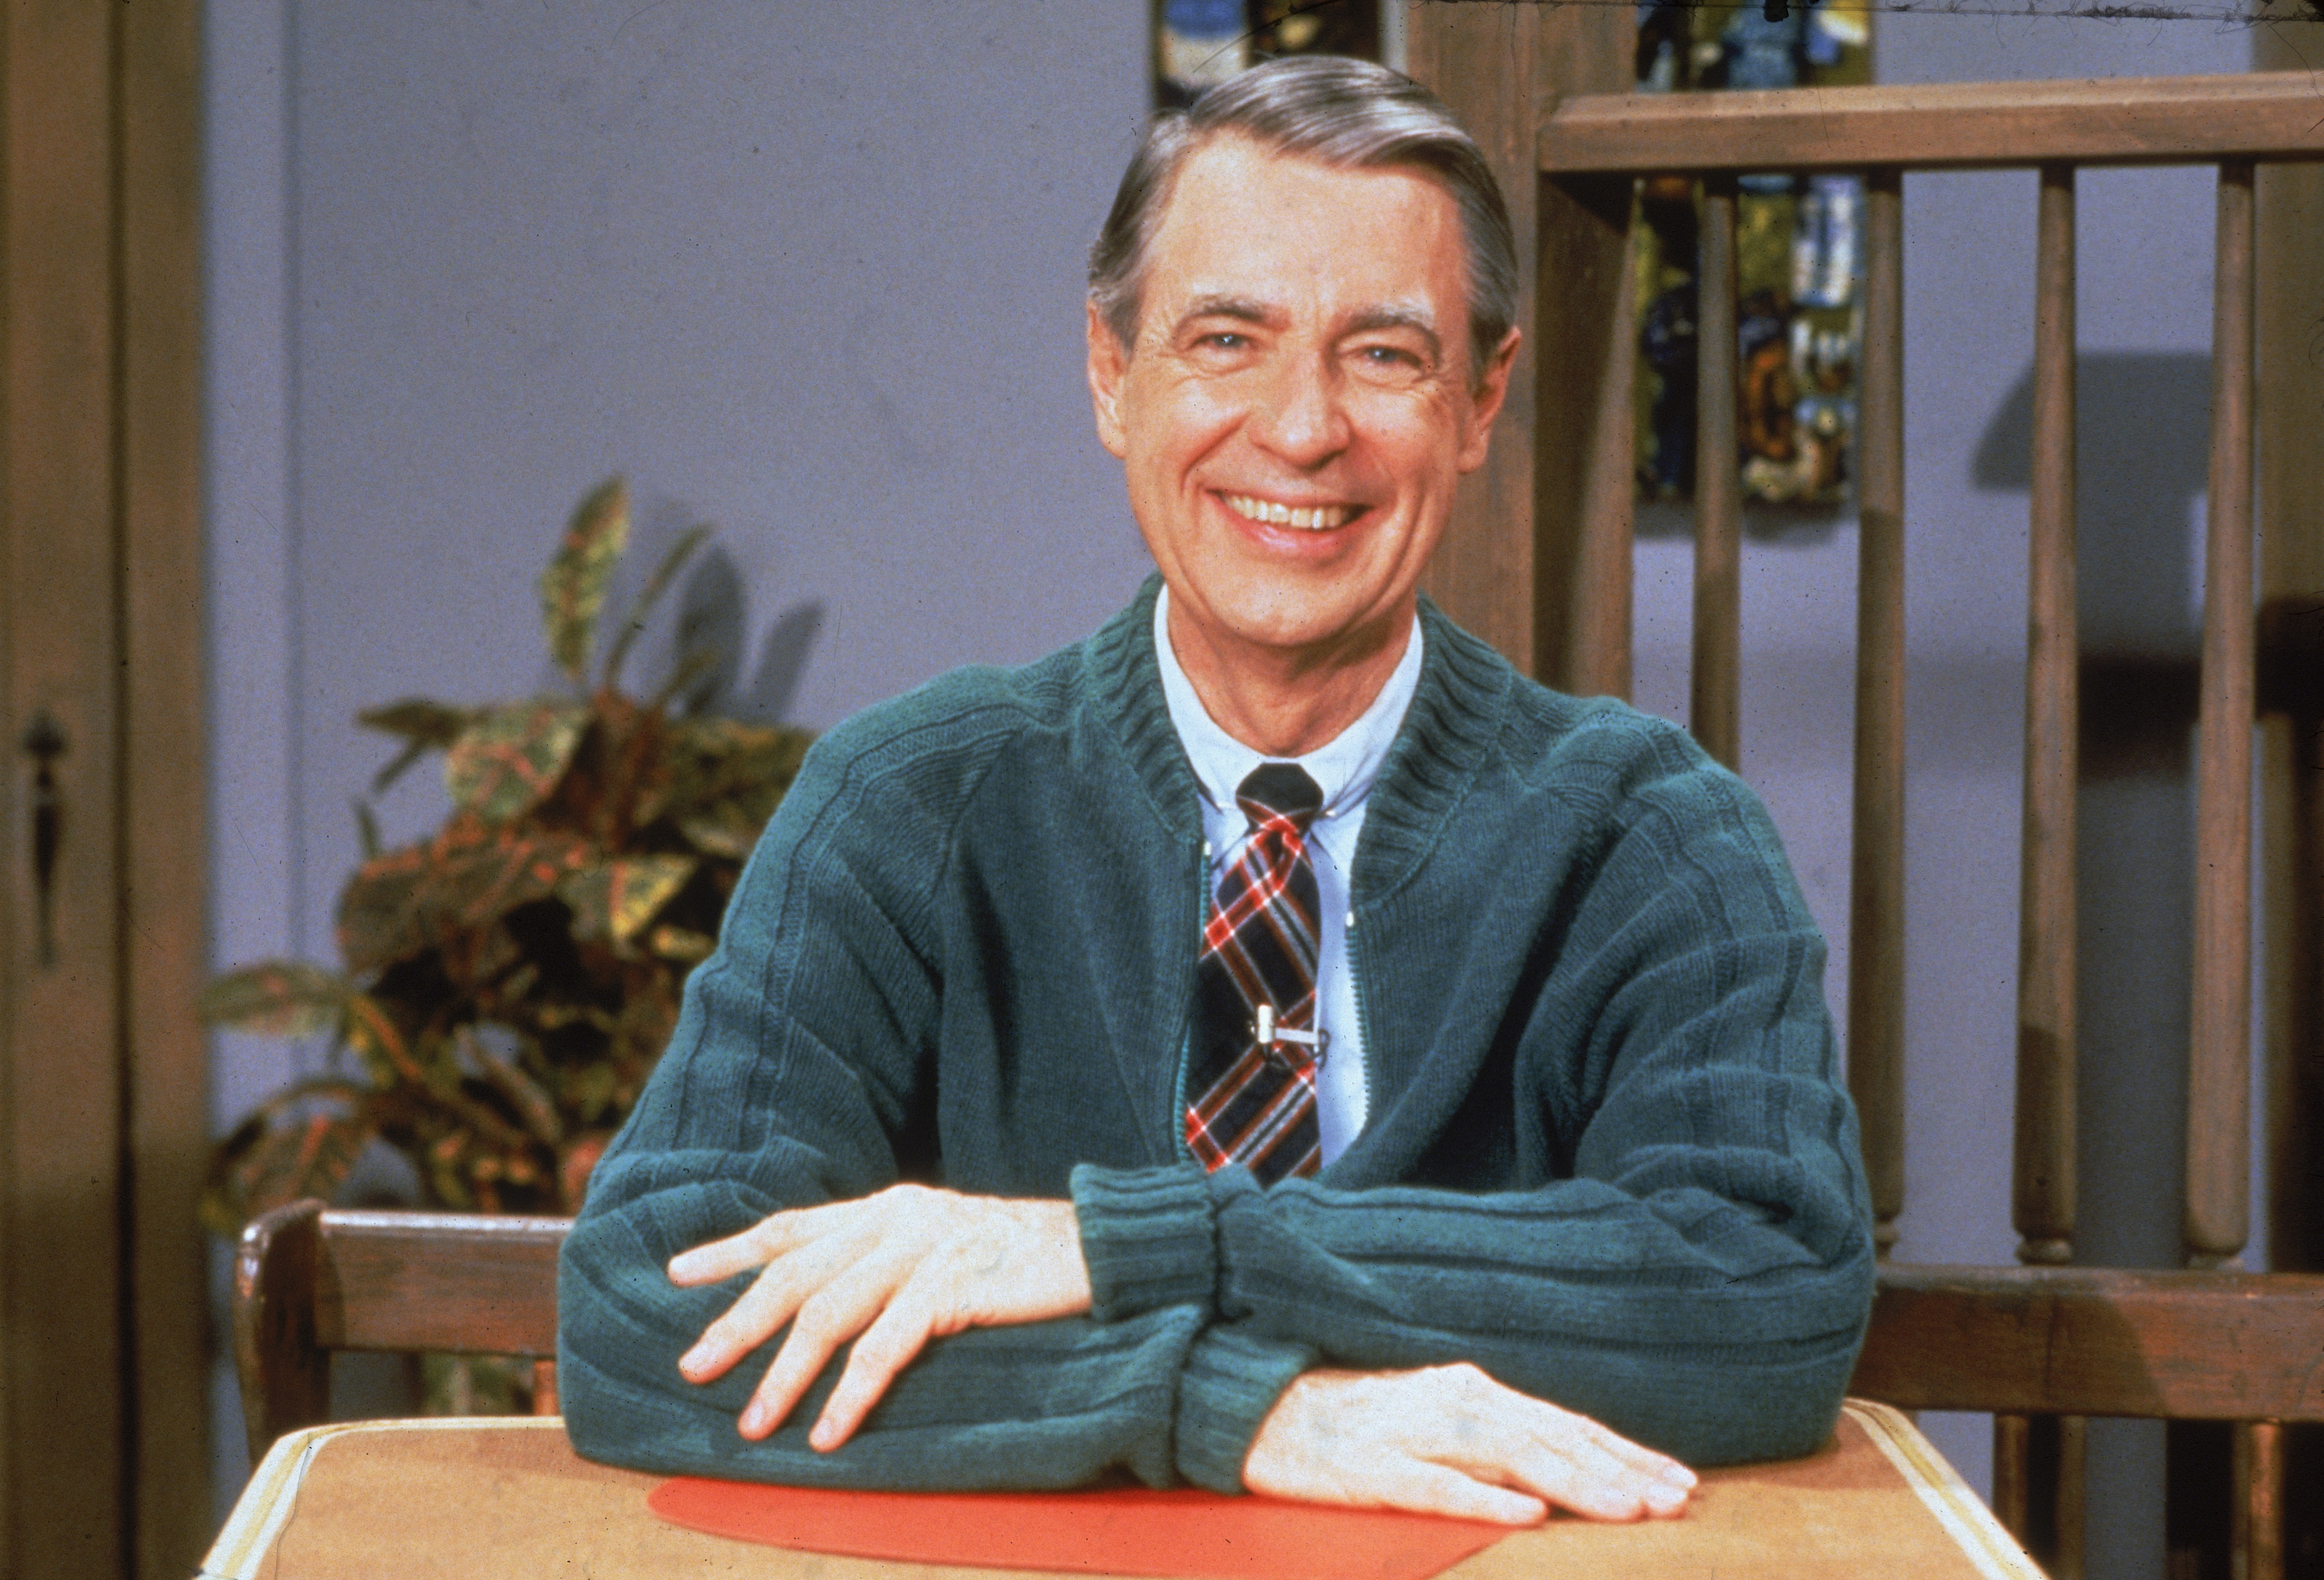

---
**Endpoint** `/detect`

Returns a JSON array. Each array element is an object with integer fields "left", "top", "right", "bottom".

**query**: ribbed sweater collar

[{"left": 1085, "top": 575, "right": 1512, "bottom": 894}]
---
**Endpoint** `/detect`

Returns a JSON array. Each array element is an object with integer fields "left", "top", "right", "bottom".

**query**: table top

[{"left": 203, "top": 1400, "right": 2041, "bottom": 1580}]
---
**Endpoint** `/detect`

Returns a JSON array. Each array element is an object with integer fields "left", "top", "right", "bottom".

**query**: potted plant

[{"left": 202, "top": 479, "right": 810, "bottom": 1235}]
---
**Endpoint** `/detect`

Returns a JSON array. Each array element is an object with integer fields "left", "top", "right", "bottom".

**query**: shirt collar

[{"left": 1153, "top": 584, "right": 1423, "bottom": 825}]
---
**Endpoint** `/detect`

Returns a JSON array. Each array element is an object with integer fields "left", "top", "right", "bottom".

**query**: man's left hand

[{"left": 668, "top": 1184, "right": 1092, "bottom": 1450}]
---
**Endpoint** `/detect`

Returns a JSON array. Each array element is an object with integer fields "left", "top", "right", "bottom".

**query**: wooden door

[{"left": 0, "top": 3, "right": 209, "bottom": 1577}]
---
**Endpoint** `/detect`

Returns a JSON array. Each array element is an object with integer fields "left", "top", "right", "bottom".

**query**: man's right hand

[{"left": 1242, "top": 1363, "right": 1697, "bottom": 1524}]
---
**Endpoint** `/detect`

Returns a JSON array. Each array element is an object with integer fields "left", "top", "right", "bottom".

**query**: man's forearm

[{"left": 560, "top": 1162, "right": 1197, "bottom": 1491}]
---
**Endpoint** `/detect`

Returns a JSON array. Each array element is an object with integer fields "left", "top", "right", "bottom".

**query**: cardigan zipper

[{"left": 1347, "top": 899, "right": 1376, "bottom": 1138}]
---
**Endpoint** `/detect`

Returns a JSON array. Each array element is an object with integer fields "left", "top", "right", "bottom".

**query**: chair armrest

[
  {"left": 234, "top": 1199, "right": 331, "bottom": 1464},
  {"left": 1852, "top": 1263, "right": 2324, "bottom": 1421}
]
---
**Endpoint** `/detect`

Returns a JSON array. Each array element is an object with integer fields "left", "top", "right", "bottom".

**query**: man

[{"left": 560, "top": 56, "right": 1873, "bottom": 1527}]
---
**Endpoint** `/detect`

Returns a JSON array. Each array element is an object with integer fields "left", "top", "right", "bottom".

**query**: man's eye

[
  {"left": 1198, "top": 331, "right": 1251, "bottom": 352},
  {"left": 1352, "top": 344, "right": 1426, "bottom": 381}
]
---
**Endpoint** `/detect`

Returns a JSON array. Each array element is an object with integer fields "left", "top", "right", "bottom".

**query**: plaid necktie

[{"left": 1185, "top": 762, "right": 1325, "bottom": 1184}]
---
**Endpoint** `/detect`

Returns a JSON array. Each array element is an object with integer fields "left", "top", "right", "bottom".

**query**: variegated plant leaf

[
  {"left": 198, "top": 961, "right": 352, "bottom": 1037},
  {"left": 673, "top": 805, "right": 758, "bottom": 861},
  {"left": 648, "top": 923, "right": 717, "bottom": 963},
  {"left": 200, "top": 1080, "right": 376, "bottom": 1234},
  {"left": 540, "top": 477, "right": 629, "bottom": 682},
  {"left": 357, "top": 698, "right": 475, "bottom": 746},
  {"left": 343, "top": 991, "right": 439, "bottom": 1094},
  {"left": 433, "top": 829, "right": 595, "bottom": 933},
  {"left": 358, "top": 698, "right": 476, "bottom": 794},
  {"left": 662, "top": 717, "right": 813, "bottom": 836},
  {"left": 336, "top": 822, "right": 594, "bottom": 973},
  {"left": 444, "top": 700, "right": 587, "bottom": 824},
  {"left": 558, "top": 855, "right": 696, "bottom": 944},
  {"left": 335, "top": 841, "right": 435, "bottom": 974},
  {"left": 458, "top": 1025, "right": 563, "bottom": 1148},
  {"left": 600, "top": 522, "right": 711, "bottom": 690},
  {"left": 566, "top": 1061, "right": 618, "bottom": 1127}
]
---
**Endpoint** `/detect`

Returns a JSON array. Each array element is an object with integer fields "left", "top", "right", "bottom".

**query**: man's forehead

[{"left": 1140, "top": 139, "right": 1466, "bottom": 324}]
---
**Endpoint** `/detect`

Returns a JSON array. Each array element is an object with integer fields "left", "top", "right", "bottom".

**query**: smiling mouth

[{"left": 1221, "top": 493, "right": 1358, "bottom": 532}]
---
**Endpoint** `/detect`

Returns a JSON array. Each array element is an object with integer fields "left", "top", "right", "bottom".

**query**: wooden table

[{"left": 203, "top": 1400, "right": 2040, "bottom": 1579}]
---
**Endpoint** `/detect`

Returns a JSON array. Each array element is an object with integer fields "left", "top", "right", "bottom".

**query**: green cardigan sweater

[{"left": 558, "top": 579, "right": 1874, "bottom": 1494}]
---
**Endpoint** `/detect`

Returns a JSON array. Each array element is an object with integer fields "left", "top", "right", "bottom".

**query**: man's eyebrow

[
  {"left": 1344, "top": 307, "right": 1443, "bottom": 361},
  {"left": 1171, "top": 295, "right": 1275, "bottom": 334}
]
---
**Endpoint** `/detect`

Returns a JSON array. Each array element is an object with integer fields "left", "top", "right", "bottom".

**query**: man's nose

[{"left": 1247, "top": 352, "right": 1352, "bottom": 469}]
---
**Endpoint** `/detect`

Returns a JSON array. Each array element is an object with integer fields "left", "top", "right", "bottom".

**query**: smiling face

[{"left": 1088, "top": 135, "right": 1517, "bottom": 689}]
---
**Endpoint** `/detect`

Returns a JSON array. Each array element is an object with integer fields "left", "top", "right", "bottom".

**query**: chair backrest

[
  {"left": 1508, "top": 62, "right": 2324, "bottom": 1580},
  {"left": 232, "top": 1198, "right": 569, "bottom": 1464},
  {"left": 235, "top": 1199, "right": 2324, "bottom": 1497}
]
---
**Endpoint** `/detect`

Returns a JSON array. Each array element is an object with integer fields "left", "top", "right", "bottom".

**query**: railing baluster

[
  {"left": 1849, "top": 168, "right": 1906, "bottom": 1260},
  {"left": 2235, "top": 1420, "right": 2286, "bottom": 1580},
  {"left": 1565, "top": 187, "right": 1639, "bottom": 699},
  {"left": 1692, "top": 174, "right": 1742, "bottom": 768},
  {"left": 2188, "top": 159, "right": 2256, "bottom": 1270},
  {"left": 2007, "top": 161, "right": 2085, "bottom": 1580},
  {"left": 2016, "top": 163, "right": 2078, "bottom": 1271}
]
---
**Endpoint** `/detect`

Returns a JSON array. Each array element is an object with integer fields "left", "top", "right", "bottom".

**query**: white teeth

[{"left": 1224, "top": 494, "right": 1351, "bottom": 531}]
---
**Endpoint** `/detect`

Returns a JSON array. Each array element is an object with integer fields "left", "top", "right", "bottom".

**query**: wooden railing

[{"left": 1537, "top": 70, "right": 2324, "bottom": 1580}]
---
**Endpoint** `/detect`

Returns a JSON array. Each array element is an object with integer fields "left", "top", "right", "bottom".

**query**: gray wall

[{"left": 204, "top": 3, "right": 2264, "bottom": 1564}]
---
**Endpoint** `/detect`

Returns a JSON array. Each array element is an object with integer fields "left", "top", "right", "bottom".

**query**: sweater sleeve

[
  {"left": 558, "top": 707, "right": 1226, "bottom": 1493},
  {"left": 1070, "top": 739, "right": 1875, "bottom": 1470}
]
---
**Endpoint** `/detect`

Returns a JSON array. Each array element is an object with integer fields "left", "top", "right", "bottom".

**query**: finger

[
  {"left": 1489, "top": 1438, "right": 1684, "bottom": 1524},
  {"left": 737, "top": 1252, "right": 912, "bottom": 1439},
  {"left": 808, "top": 1281, "right": 947, "bottom": 1450},
  {"left": 1410, "top": 1378, "right": 1683, "bottom": 1523},
  {"left": 1365, "top": 1459, "right": 1548, "bottom": 1526},
  {"left": 1532, "top": 1402, "right": 1697, "bottom": 1495},
  {"left": 677, "top": 1253, "right": 823, "bottom": 1384},
  {"left": 668, "top": 1202, "right": 841, "bottom": 1286},
  {"left": 1457, "top": 1380, "right": 1694, "bottom": 1502}
]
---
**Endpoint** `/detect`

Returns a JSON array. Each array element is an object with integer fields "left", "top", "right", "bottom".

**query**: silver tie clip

[{"left": 1253, "top": 1005, "right": 1329, "bottom": 1065}]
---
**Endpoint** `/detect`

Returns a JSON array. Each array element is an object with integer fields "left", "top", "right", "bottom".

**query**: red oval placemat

[{"left": 647, "top": 1478, "right": 1509, "bottom": 1580}]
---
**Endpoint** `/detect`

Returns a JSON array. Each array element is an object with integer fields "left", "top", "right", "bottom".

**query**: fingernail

[
  {"left": 738, "top": 1400, "right": 770, "bottom": 1436},
  {"left": 678, "top": 1345, "right": 709, "bottom": 1377},
  {"left": 1645, "top": 1482, "right": 1687, "bottom": 1516},
  {"left": 1659, "top": 1461, "right": 1697, "bottom": 1488},
  {"left": 809, "top": 1417, "right": 838, "bottom": 1452}
]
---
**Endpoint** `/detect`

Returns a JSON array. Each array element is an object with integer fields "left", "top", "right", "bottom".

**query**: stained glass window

[
  {"left": 1634, "top": 2, "right": 1874, "bottom": 519},
  {"left": 1153, "top": 2, "right": 1392, "bottom": 109}
]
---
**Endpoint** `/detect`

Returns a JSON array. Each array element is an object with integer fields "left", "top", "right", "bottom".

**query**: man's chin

[{"left": 1185, "top": 591, "right": 1411, "bottom": 665}]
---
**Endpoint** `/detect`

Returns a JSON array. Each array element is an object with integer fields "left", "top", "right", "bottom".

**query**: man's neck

[{"left": 1164, "top": 595, "right": 1415, "bottom": 758}]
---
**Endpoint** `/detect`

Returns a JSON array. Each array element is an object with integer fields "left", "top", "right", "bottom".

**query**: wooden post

[
  {"left": 2015, "top": 164, "right": 2078, "bottom": 1271},
  {"left": 2002, "top": 159, "right": 2086, "bottom": 1580},
  {"left": 1407, "top": 0, "right": 1633, "bottom": 689},
  {"left": 2254, "top": 19, "right": 2324, "bottom": 1563},
  {"left": 2, "top": 5, "right": 128, "bottom": 1575},
  {"left": 2, "top": 4, "right": 207, "bottom": 1574},
  {"left": 1692, "top": 175, "right": 1742, "bottom": 767},
  {"left": 120, "top": 2, "right": 212, "bottom": 1571},
  {"left": 1850, "top": 169, "right": 1906, "bottom": 1259},
  {"left": 2187, "top": 161, "right": 2256, "bottom": 1271}
]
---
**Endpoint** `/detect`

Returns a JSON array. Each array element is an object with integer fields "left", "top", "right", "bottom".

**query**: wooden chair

[
  {"left": 234, "top": 1200, "right": 2324, "bottom": 1567},
  {"left": 231, "top": 1198, "right": 569, "bottom": 1464},
  {"left": 1402, "top": 35, "right": 2324, "bottom": 1580}
]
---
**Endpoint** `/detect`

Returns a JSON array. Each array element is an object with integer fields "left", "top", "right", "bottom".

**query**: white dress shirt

[{"left": 1152, "top": 587, "right": 1423, "bottom": 1166}]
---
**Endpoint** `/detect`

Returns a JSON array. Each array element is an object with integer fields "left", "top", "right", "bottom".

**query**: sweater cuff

[
  {"left": 1172, "top": 1326, "right": 1316, "bottom": 1494},
  {"left": 1070, "top": 1162, "right": 1218, "bottom": 1322}
]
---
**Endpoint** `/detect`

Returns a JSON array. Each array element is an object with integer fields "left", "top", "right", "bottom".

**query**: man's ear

[
  {"left": 1086, "top": 300, "right": 1131, "bottom": 460},
  {"left": 1456, "top": 326, "right": 1523, "bottom": 474}
]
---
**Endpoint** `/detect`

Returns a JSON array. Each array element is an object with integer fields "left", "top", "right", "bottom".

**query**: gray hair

[{"left": 1088, "top": 56, "right": 1516, "bottom": 390}]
